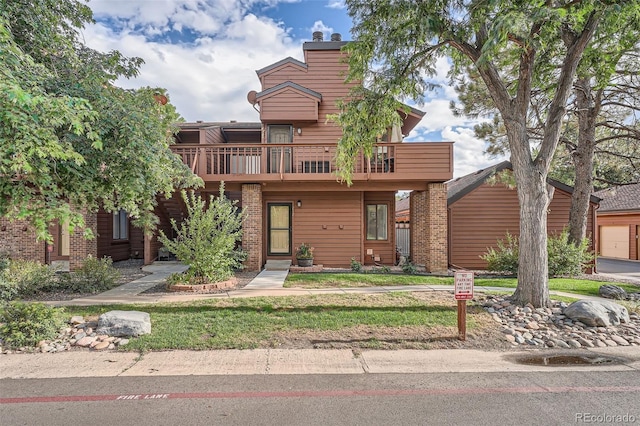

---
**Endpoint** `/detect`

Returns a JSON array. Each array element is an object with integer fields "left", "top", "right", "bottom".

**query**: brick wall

[
  {"left": 410, "top": 183, "right": 448, "bottom": 273},
  {"left": 242, "top": 184, "right": 263, "bottom": 271},
  {"left": 69, "top": 210, "right": 98, "bottom": 270},
  {"left": 0, "top": 217, "right": 44, "bottom": 262}
]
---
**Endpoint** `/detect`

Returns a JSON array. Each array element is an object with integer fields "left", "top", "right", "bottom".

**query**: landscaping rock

[
  {"left": 598, "top": 285, "right": 627, "bottom": 300},
  {"left": 96, "top": 310, "right": 151, "bottom": 337},
  {"left": 563, "top": 300, "right": 630, "bottom": 327}
]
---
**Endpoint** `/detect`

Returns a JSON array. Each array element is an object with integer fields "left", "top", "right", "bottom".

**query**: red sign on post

[{"left": 454, "top": 271, "right": 474, "bottom": 300}]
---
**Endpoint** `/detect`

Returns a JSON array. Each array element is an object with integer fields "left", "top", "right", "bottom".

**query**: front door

[{"left": 268, "top": 203, "right": 292, "bottom": 255}]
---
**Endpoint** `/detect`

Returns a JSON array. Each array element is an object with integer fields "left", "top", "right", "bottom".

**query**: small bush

[
  {"left": 402, "top": 259, "right": 417, "bottom": 274},
  {"left": 350, "top": 257, "right": 362, "bottom": 272},
  {"left": 159, "top": 184, "right": 245, "bottom": 284},
  {"left": 4, "top": 260, "right": 58, "bottom": 297},
  {"left": 0, "top": 302, "right": 65, "bottom": 348},
  {"left": 59, "top": 256, "right": 120, "bottom": 293},
  {"left": 548, "top": 230, "right": 594, "bottom": 276},
  {"left": 482, "top": 230, "right": 594, "bottom": 277}
]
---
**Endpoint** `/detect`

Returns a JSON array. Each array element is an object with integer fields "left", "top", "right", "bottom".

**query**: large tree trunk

[
  {"left": 511, "top": 153, "right": 552, "bottom": 308},
  {"left": 568, "top": 77, "right": 598, "bottom": 245}
]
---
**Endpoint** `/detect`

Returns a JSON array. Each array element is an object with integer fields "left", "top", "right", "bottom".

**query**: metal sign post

[{"left": 454, "top": 271, "right": 474, "bottom": 341}]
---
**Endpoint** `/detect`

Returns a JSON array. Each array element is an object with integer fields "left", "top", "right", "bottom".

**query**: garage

[{"left": 599, "top": 226, "right": 629, "bottom": 259}]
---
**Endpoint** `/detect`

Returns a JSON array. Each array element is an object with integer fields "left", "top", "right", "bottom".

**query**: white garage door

[{"left": 600, "top": 226, "right": 629, "bottom": 259}]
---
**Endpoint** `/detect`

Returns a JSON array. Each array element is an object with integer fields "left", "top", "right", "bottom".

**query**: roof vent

[
  {"left": 230, "top": 120, "right": 237, "bottom": 123},
  {"left": 330, "top": 33, "right": 342, "bottom": 42},
  {"left": 312, "top": 31, "right": 323, "bottom": 42},
  {"left": 196, "top": 120, "right": 203, "bottom": 123}
]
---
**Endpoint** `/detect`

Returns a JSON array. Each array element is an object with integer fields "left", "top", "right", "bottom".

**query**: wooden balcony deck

[{"left": 171, "top": 142, "right": 453, "bottom": 184}]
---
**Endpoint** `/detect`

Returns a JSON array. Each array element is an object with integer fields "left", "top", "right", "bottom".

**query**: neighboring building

[
  {"left": 446, "top": 161, "right": 599, "bottom": 270},
  {"left": 594, "top": 183, "right": 640, "bottom": 260},
  {"left": 170, "top": 32, "right": 453, "bottom": 271}
]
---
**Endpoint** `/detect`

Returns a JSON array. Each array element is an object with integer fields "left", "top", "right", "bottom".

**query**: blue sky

[{"left": 84, "top": 0, "right": 500, "bottom": 177}]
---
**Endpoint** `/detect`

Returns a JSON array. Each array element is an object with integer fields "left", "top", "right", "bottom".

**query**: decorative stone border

[
  {"left": 289, "top": 264, "right": 324, "bottom": 273},
  {"left": 167, "top": 277, "right": 238, "bottom": 292}
]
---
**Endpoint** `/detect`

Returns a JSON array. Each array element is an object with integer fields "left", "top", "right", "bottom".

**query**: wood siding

[
  {"left": 260, "top": 89, "right": 319, "bottom": 122},
  {"left": 597, "top": 213, "right": 640, "bottom": 260},
  {"left": 96, "top": 209, "right": 130, "bottom": 262},
  {"left": 363, "top": 192, "right": 396, "bottom": 265},
  {"left": 259, "top": 49, "right": 350, "bottom": 146},
  {"left": 448, "top": 183, "right": 596, "bottom": 269},
  {"left": 261, "top": 190, "right": 396, "bottom": 268}
]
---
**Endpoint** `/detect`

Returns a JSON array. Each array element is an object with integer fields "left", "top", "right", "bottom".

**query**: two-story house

[
  {"left": 170, "top": 33, "right": 453, "bottom": 272},
  {"left": 1, "top": 33, "right": 453, "bottom": 273}
]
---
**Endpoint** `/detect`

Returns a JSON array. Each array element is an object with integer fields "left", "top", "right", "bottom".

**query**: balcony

[{"left": 171, "top": 142, "right": 453, "bottom": 184}]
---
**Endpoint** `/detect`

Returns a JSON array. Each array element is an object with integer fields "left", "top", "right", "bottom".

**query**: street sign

[{"left": 454, "top": 271, "right": 474, "bottom": 300}]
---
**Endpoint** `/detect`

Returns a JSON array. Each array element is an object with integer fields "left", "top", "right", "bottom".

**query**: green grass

[
  {"left": 64, "top": 293, "right": 477, "bottom": 351},
  {"left": 285, "top": 273, "right": 639, "bottom": 296}
]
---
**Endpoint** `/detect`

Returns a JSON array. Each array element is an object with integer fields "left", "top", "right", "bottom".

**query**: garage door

[{"left": 600, "top": 226, "right": 629, "bottom": 259}]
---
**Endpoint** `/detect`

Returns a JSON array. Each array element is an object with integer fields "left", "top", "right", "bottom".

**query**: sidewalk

[{"left": 2, "top": 347, "right": 639, "bottom": 379}]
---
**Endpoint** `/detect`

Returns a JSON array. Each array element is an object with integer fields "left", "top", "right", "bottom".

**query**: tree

[
  {"left": 336, "top": 0, "right": 619, "bottom": 307},
  {"left": 454, "top": 19, "right": 640, "bottom": 245},
  {"left": 0, "top": 0, "right": 200, "bottom": 241},
  {"left": 158, "top": 184, "right": 246, "bottom": 284}
]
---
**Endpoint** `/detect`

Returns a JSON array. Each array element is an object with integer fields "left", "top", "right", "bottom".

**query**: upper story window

[
  {"left": 366, "top": 204, "right": 388, "bottom": 240},
  {"left": 113, "top": 210, "right": 128, "bottom": 240},
  {"left": 268, "top": 125, "right": 292, "bottom": 143}
]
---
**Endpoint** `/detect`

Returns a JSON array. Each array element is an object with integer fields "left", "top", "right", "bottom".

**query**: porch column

[
  {"left": 410, "top": 183, "right": 448, "bottom": 273},
  {"left": 69, "top": 210, "right": 98, "bottom": 271},
  {"left": 242, "top": 184, "right": 263, "bottom": 271}
]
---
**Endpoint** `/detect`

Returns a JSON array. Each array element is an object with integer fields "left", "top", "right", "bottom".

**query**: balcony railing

[{"left": 171, "top": 142, "right": 452, "bottom": 182}]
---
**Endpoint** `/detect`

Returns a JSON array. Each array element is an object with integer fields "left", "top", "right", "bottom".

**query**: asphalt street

[
  {"left": 597, "top": 257, "right": 640, "bottom": 282},
  {"left": 2, "top": 371, "right": 639, "bottom": 425}
]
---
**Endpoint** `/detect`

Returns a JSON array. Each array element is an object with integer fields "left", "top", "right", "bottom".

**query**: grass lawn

[
  {"left": 285, "top": 272, "right": 639, "bottom": 296},
  {"left": 64, "top": 293, "right": 491, "bottom": 351}
]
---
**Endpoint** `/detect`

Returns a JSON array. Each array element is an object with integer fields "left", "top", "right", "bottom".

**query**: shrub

[
  {"left": 402, "top": 259, "right": 417, "bottom": 275},
  {"left": 59, "top": 256, "right": 121, "bottom": 293},
  {"left": 159, "top": 183, "right": 245, "bottom": 284},
  {"left": 548, "top": 230, "right": 594, "bottom": 276},
  {"left": 4, "top": 259, "right": 58, "bottom": 297},
  {"left": 481, "top": 232, "right": 519, "bottom": 274},
  {"left": 350, "top": 257, "right": 362, "bottom": 272},
  {"left": 0, "top": 302, "right": 65, "bottom": 348},
  {"left": 482, "top": 230, "right": 594, "bottom": 277}
]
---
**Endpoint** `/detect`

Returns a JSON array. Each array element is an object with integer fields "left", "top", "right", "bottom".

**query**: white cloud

[
  {"left": 82, "top": 12, "right": 301, "bottom": 122},
  {"left": 326, "top": 0, "right": 346, "bottom": 9},
  {"left": 442, "top": 127, "right": 506, "bottom": 178},
  {"left": 310, "top": 20, "right": 334, "bottom": 39}
]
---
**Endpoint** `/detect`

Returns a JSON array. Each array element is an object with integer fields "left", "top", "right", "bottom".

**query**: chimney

[
  {"left": 312, "top": 31, "right": 323, "bottom": 42},
  {"left": 330, "top": 33, "right": 342, "bottom": 42}
]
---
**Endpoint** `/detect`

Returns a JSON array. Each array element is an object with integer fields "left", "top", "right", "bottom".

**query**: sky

[{"left": 83, "top": 0, "right": 504, "bottom": 178}]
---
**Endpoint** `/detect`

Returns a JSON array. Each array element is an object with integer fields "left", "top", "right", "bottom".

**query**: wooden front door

[{"left": 268, "top": 203, "right": 292, "bottom": 255}]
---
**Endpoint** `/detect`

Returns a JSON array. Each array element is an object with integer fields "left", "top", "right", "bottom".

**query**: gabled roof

[
  {"left": 395, "top": 196, "right": 410, "bottom": 213},
  {"left": 255, "top": 81, "right": 322, "bottom": 101},
  {"left": 256, "top": 57, "right": 307, "bottom": 76},
  {"left": 594, "top": 182, "right": 640, "bottom": 212},
  {"left": 447, "top": 161, "right": 601, "bottom": 206}
]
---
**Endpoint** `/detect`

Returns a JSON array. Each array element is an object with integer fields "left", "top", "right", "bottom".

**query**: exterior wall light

[{"left": 297, "top": 200, "right": 302, "bottom": 208}]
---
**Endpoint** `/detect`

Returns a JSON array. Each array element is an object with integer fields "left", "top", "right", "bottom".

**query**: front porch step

[{"left": 264, "top": 260, "right": 291, "bottom": 271}]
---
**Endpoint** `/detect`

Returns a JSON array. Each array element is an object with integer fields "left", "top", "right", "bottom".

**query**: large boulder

[
  {"left": 96, "top": 310, "right": 151, "bottom": 337},
  {"left": 564, "top": 300, "right": 630, "bottom": 327},
  {"left": 598, "top": 284, "right": 627, "bottom": 300}
]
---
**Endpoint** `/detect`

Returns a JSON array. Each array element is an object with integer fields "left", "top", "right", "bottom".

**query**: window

[
  {"left": 113, "top": 210, "right": 128, "bottom": 240},
  {"left": 366, "top": 204, "right": 388, "bottom": 240},
  {"left": 268, "top": 125, "right": 293, "bottom": 143}
]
